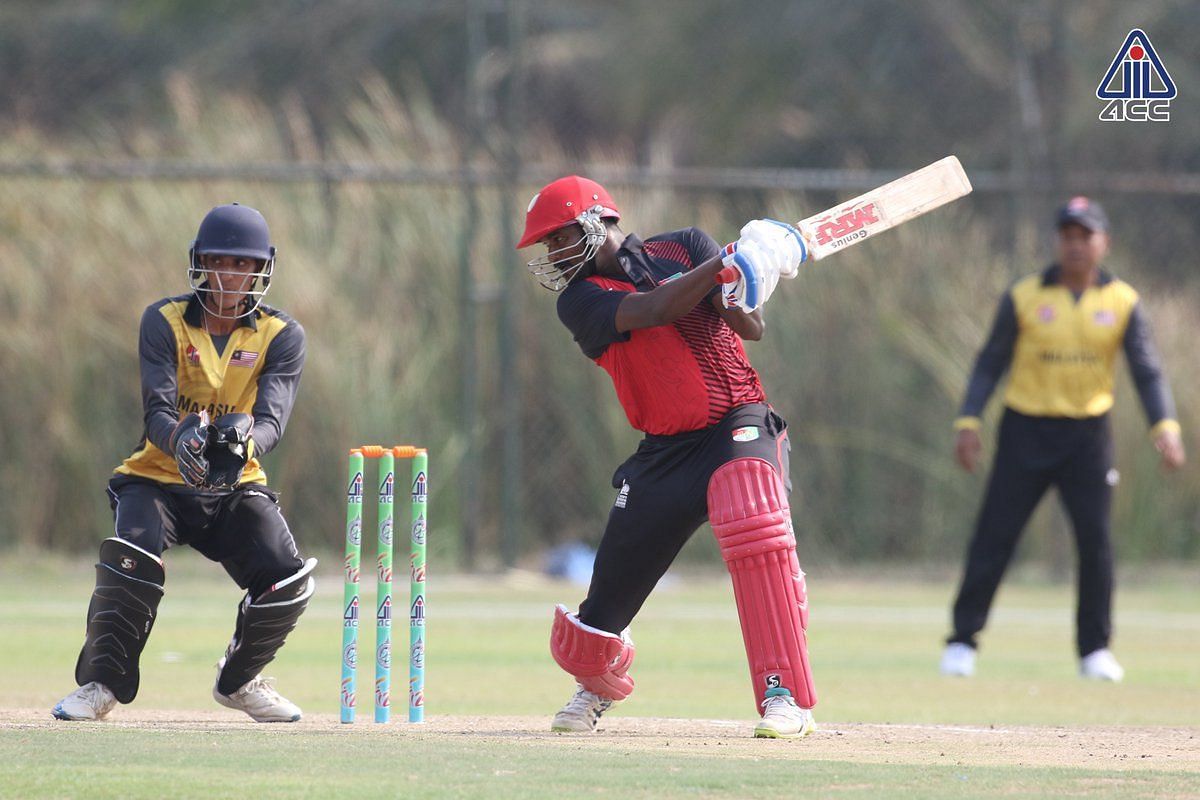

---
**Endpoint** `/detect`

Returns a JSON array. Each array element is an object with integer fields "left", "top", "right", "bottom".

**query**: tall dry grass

[{"left": 1, "top": 80, "right": 1196, "bottom": 569}]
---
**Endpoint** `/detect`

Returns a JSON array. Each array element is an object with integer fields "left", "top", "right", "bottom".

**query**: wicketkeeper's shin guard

[
  {"left": 550, "top": 605, "right": 636, "bottom": 701},
  {"left": 708, "top": 458, "right": 816, "bottom": 713},
  {"left": 75, "top": 537, "right": 165, "bottom": 703},
  {"left": 216, "top": 558, "right": 316, "bottom": 696}
]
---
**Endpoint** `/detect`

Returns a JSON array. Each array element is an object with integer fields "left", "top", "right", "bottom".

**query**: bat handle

[{"left": 715, "top": 266, "right": 740, "bottom": 285}]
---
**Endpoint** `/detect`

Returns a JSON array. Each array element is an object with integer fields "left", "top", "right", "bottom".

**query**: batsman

[
  {"left": 518, "top": 176, "right": 816, "bottom": 738},
  {"left": 53, "top": 203, "right": 315, "bottom": 723}
]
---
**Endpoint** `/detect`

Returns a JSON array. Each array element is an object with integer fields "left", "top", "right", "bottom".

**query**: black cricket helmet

[{"left": 188, "top": 203, "right": 277, "bottom": 319}]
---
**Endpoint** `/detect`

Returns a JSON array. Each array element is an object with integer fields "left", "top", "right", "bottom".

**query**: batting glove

[
  {"left": 739, "top": 219, "right": 807, "bottom": 278},
  {"left": 720, "top": 239, "right": 781, "bottom": 313}
]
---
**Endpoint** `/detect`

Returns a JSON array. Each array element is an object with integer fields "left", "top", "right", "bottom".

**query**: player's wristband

[
  {"left": 1150, "top": 419, "right": 1181, "bottom": 438},
  {"left": 953, "top": 416, "right": 982, "bottom": 432}
]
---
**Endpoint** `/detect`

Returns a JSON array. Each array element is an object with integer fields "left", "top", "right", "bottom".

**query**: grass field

[{"left": 2, "top": 552, "right": 1199, "bottom": 798}]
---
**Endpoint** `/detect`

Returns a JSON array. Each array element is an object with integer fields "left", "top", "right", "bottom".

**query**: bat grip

[{"left": 715, "top": 266, "right": 740, "bottom": 285}]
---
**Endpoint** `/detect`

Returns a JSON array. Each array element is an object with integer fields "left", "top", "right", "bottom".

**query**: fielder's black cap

[{"left": 1056, "top": 196, "right": 1109, "bottom": 233}]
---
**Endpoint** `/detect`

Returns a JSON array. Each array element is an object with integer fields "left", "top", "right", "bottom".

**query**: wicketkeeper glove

[
  {"left": 169, "top": 411, "right": 212, "bottom": 488},
  {"left": 205, "top": 413, "right": 254, "bottom": 490}
]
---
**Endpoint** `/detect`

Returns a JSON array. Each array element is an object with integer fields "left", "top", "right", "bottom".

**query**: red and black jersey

[{"left": 556, "top": 229, "right": 766, "bottom": 436}]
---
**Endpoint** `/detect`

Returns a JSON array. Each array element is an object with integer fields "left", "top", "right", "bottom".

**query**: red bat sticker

[{"left": 813, "top": 202, "right": 881, "bottom": 246}]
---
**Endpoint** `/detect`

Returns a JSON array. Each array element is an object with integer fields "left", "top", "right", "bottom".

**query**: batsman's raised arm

[
  {"left": 612, "top": 217, "right": 806, "bottom": 333},
  {"left": 612, "top": 251, "right": 728, "bottom": 331},
  {"left": 534, "top": 219, "right": 725, "bottom": 330}
]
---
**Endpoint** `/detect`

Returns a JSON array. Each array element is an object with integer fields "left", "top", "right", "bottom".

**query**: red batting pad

[
  {"left": 708, "top": 458, "right": 816, "bottom": 712},
  {"left": 549, "top": 604, "right": 636, "bottom": 700}
]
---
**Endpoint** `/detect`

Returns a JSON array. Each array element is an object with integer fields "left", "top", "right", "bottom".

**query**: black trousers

[
  {"left": 578, "top": 403, "right": 792, "bottom": 633},
  {"left": 949, "top": 409, "right": 1115, "bottom": 657},
  {"left": 106, "top": 474, "right": 304, "bottom": 598}
]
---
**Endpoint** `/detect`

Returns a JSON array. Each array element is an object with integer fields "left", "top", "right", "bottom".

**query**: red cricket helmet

[{"left": 516, "top": 176, "right": 621, "bottom": 249}]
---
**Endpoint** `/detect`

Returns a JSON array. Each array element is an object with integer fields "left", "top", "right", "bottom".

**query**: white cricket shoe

[
  {"left": 754, "top": 694, "right": 816, "bottom": 739},
  {"left": 1080, "top": 648, "right": 1125, "bottom": 682},
  {"left": 940, "top": 643, "right": 976, "bottom": 677},
  {"left": 52, "top": 681, "right": 118, "bottom": 721},
  {"left": 551, "top": 685, "right": 613, "bottom": 732},
  {"left": 213, "top": 658, "right": 302, "bottom": 722}
]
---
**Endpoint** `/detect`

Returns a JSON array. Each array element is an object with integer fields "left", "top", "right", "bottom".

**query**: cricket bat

[{"left": 717, "top": 155, "right": 972, "bottom": 283}]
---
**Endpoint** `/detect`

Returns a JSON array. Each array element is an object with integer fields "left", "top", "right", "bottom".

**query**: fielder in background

[
  {"left": 53, "top": 203, "right": 316, "bottom": 723},
  {"left": 517, "top": 176, "right": 815, "bottom": 738},
  {"left": 942, "top": 197, "right": 1185, "bottom": 681}
]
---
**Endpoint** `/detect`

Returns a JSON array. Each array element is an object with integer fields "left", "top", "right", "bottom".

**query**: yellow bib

[{"left": 1004, "top": 273, "right": 1137, "bottom": 418}]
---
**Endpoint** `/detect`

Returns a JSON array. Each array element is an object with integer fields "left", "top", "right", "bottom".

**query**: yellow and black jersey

[
  {"left": 115, "top": 294, "right": 306, "bottom": 485},
  {"left": 955, "top": 265, "right": 1178, "bottom": 435}
]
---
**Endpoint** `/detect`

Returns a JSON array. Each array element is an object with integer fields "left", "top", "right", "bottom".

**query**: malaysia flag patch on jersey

[{"left": 230, "top": 349, "right": 259, "bottom": 368}]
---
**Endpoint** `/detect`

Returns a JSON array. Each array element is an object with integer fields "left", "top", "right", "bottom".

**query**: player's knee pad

[
  {"left": 216, "top": 557, "right": 317, "bottom": 696},
  {"left": 75, "top": 537, "right": 166, "bottom": 703},
  {"left": 549, "top": 605, "right": 636, "bottom": 701},
  {"left": 708, "top": 458, "right": 816, "bottom": 712}
]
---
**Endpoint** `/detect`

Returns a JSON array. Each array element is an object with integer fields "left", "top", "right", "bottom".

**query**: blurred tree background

[{"left": 1, "top": 0, "right": 1197, "bottom": 571}]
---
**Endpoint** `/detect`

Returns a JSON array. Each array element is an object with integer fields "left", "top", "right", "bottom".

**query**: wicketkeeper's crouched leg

[
  {"left": 216, "top": 557, "right": 317, "bottom": 696},
  {"left": 708, "top": 457, "right": 816, "bottom": 715},
  {"left": 74, "top": 537, "right": 166, "bottom": 704}
]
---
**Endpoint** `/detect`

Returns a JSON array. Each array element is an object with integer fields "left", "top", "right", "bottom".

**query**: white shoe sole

[
  {"left": 753, "top": 719, "right": 816, "bottom": 739},
  {"left": 51, "top": 704, "right": 103, "bottom": 722}
]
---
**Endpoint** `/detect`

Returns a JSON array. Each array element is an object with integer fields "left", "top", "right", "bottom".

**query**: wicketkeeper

[
  {"left": 53, "top": 203, "right": 315, "bottom": 723},
  {"left": 517, "top": 176, "right": 816, "bottom": 738}
]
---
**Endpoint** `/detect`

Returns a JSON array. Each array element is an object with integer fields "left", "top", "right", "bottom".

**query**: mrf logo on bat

[
  {"left": 1097, "top": 29, "right": 1175, "bottom": 122},
  {"left": 813, "top": 202, "right": 882, "bottom": 249}
]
